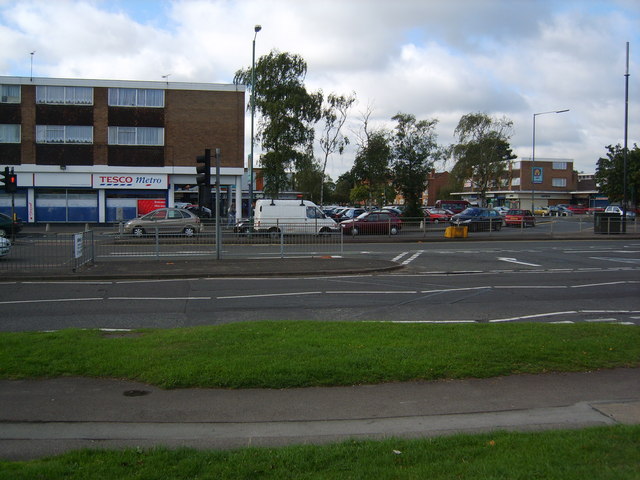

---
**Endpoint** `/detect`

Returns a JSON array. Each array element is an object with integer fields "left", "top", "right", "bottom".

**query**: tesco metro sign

[{"left": 94, "top": 174, "right": 167, "bottom": 189}]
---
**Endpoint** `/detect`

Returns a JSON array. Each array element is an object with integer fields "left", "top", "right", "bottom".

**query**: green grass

[
  {"left": 0, "top": 322, "right": 638, "bottom": 389},
  {"left": 1, "top": 426, "right": 639, "bottom": 479}
]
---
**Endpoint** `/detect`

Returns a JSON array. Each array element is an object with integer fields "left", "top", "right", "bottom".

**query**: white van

[{"left": 252, "top": 199, "right": 339, "bottom": 235}]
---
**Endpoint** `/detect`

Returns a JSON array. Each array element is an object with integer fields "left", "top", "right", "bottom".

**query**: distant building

[{"left": 0, "top": 76, "right": 247, "bottom": 223}]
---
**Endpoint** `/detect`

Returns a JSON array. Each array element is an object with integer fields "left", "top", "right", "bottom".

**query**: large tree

[
  {"left": 595, "top": 144, "right": 639, "bottom": 207},
  {"left": 234, "top": 50, "right": 322, "bottom": 199},
  {"left": 351, "top": 130, "right": 393, "bottom": 207},
  {"left": 390, "top": 113, "right": 441, "bottom": 217},
  {"left": 451, "top": 113, "right": 516, "bottom": 206},
  {"left": 318, "top": 92, "right": 356, "bottom": 207}
]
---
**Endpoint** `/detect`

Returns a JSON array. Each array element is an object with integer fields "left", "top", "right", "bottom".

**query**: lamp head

[{"left": 254, "top": 25, "right": 262, "bottom": 33}]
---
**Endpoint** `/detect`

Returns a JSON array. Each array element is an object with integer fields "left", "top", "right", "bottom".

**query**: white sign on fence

[{"left": 74, "top": 234, "right": 83, "bottom": 259}]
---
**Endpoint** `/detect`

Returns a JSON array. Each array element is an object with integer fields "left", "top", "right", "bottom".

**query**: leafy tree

[
  {"left": 390, "top": 113, "right": 441, "bottom": 217},
  {"left": 318, "top": 92, "right": 356, "bottom": 206},
  {"left": 352, "top": 130, "right": 392, "bottom": 208},
  {"left": 234, "top": 50, "right": 322, "bottom": 198},
  {"left": 595, "top": 144, "right": 640, "bottom": 207},
  {"left": 451, "top": 113, "right": 516, "bottom": 206},
  {"left": 333, "top": 171, "right": 356, "bottom": 205}
]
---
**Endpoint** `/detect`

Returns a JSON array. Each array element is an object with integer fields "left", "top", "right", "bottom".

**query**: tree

[
  {"left": 352, "top": 130, "right": 392, "bottom": 207},
  {"left": 318, "top": 92, "right": 356, "bottom": 206},
  {"left": 451, "top": 113, "right": 516, "bottom": 206},
  {"left": 595, "top": 144, "right": 640, "bottom": 207},
  {"left": 234, "top": 50, "right": 322, "bottom": 198},
  {"left": 390, "top": 113, "right": 441, "bottom": 217}
]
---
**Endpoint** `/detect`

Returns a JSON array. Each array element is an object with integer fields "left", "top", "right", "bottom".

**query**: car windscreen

[{"left": 460, "top": 208, "right": 482, "bottom": 216}]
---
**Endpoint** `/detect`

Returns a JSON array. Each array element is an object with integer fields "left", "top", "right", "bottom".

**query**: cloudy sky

[{"left": 0, "top": 0, "right": 637, "bottom": 179}]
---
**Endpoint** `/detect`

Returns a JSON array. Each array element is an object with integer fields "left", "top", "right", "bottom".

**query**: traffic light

[
  {"left": 196, "top": 149, "right": 211, "bottom": 210},
  {"left": 1, "top": 167, "right": 17, "bottom": 194}
]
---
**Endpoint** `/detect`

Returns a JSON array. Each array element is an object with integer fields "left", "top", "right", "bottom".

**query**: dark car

[
  {"left": 450, "top": 207, "right": 503, "bottom": 232},
  {"left": 340, "top": 211, "right": 401, "bottom": 235},
  {"left": 505, "top": 209, "right": 536, "bottom": 227},
  {"left": 0, "top": 212, "right": 23, "bottom": 237},
  {"left": 335, "top": 208, "right": 367, "bottom": 221}
]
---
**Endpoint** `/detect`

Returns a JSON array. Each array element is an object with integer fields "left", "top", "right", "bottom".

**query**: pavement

[
  {"left": 1, "top": 224, "right": 639, "bottom": 461},
  {"left": 1, "top": 369, "right": 638, "bottom": 460}
]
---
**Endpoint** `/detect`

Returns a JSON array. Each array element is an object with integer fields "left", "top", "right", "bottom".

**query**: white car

[
  {"left": 604, "top": 205, "right": 636, "bottom": 219},
  {"left": 0, "top": 237, "right": 11, "bottom": 257}
]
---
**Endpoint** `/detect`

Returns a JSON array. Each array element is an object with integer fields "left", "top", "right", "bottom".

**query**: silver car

[
  {"left": 123, "top": 208, "right": 203, "bottom": 236},
  {"left": 0, "top": 237, "right": 10, "bottom": 257}
]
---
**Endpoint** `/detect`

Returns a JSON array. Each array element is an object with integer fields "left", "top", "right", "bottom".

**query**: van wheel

[{"left": 268, "top": 227, "right": 281, "bottom": 240}]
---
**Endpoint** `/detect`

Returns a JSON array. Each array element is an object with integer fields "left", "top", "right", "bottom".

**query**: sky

[{"left": 0, "top": 0, "right": 638, "bottom": 180}]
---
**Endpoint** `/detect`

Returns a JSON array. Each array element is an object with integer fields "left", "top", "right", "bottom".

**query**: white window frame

[
  {"left": 108, "top": 88, "right": 164, "bottom": 107},
  {"left": 36, "top": 86, "right": 93, "bottom": 105},
  {"left": 552, "top": 178, "right": 567, "bottom": 187},
  {"left": 1, "top": 85, "right": 20, "bottom": 103},
  {"left": 0, "top": 124, "right": 21, "bottom": 143},
  {"left": 108, "top": 126, "right": 164, "bottom": 146},
  {"left": 552, "top": 162, "right": 567, "bottom": 170},
  {"left": 36, "top": 125, "right": 93, "bottom": 144}
]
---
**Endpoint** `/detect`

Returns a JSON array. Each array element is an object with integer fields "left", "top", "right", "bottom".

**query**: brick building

[{"left": 0, "top": 76, "right": 246, "bottom": 223}]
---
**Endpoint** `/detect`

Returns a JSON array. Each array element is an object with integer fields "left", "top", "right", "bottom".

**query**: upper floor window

[
  {"left": 108, "top": 126, "right": 164, "bottom": 146},
  {"left": 552, "top": 162, "right": 567, "bottom": 170},
  {"left": 552, "top": 178, "right": 567, "bottom": 187},
  {"left": 1, "top": 85, "right": 20, "bottom": 103},
  {"left": 108, "top": 88, "right": 164, "bottom": 107},
  {"left": 36, "top": 125, "right": 93, "bottom": 144},
  {"left": 0, "top": 124, "right": 20, "bottom": 143},
  {"left": 36, "top": 86, "right": 93, "bottom": 105}
]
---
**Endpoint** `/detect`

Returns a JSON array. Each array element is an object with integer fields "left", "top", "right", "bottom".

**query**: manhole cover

[{"left": 123, "top": 390, "right": 150, "bottom": 397}]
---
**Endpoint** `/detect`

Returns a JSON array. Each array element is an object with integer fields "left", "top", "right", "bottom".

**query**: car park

[
  {"left": 450, "top": 207, "right": 503, "bottom": 231},
  {"left": 423, "top": 208, "right": 453, "bottom": 223},
  {"left": 0, "top": 212, "right": 23, "bottom": 237},
  {"left": 123, "top": 208, "right": 204, "bottom": 236},
  {"left": 0, "top": 236, "right": 11, "bottom": 257},
  {"left": 505, "top": 209, "right": 536, "bottom": 227},
  {"left": 340, "top": 211, "right": 401, "bottom": 235},
  {"left": 604, "top": 205, "right": 636, "bottom": 219}
]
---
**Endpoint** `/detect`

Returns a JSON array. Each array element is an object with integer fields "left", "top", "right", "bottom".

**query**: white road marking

[
  {"left": 401, "top": 251, "right": 424, "bottom": 265},
  {"left": 109, "top": 297, "right": 211, "bottom": 300},
  {"left": 392, "top": 252, "right": 410, "bottom": 262},
  {"left": 0, "top": 297, "right": 103, "bottom": 305},
  {"left": 217, "top": 291, "right": 322, "bottom": 300},
  {"left": 589, "top": 256, "right": 640, "bottom": 264},
  {"left": 497, "top": 257, "right": 541, "bottom": 267}
]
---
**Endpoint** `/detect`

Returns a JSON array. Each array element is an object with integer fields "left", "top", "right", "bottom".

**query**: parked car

[
  {"left": 0, "top": 236, "right": 11, "bottom": 257},
  {"left": 604, "top": 205, "right": 636, "bottom": 219},
  {"left": 185, "top": 205, "right": 212, "bottom": 218},
  {"left": 493, "top": 206, "right": 510, "bottom": 216},
  {"left": 534, "top": 206, "right": 550, "bottom": 216},
  {"left": 548, "top": 206, "right": 573, "bottom": 216},
  {"left": 566, "top": 205, "right": 588, "bottom": 214},
  {"left": 450, "top": 207, "right": 503, "bottom": 232},
  {"left": 0, "top": 212, "right": 23, "bottom": 237},
  {"left": 123, "top": 208, "right": 204, "bottom": 236},
  {"left": 382, "top": 206, "right": 403, "bottom": 216},
  {"left": 505, "top": 209, "right": 536, "bottom": 227},
  {"left": 336, "top": 208, "right": 367, "bottom": 221},
  {"left": 423, "top": 208, "right": 453, "bottom": 223},
  {"left": 340, "top": 211, "right": 401, "bottom": 235}
]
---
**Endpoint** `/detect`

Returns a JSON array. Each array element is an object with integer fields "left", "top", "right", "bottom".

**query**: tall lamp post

[
  {"left": 249, "top": 24, "right": 261, "bottom": 223},
  {"left": 531, "top": 109, "right": 569, "bottom": 212}
]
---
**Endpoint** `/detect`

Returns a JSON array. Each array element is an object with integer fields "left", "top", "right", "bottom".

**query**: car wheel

[
  {"left": 132, "top": 227, "right": 145, "bottom": 237},
  {"left": 494, "top": 222, "right": 502, "bottom": 231},
  {"left": 390, "top": 226, "right": 399, "bottom": 235},
  {"left": 318, "top": 227, "right": 331, "bottom": 236},
  {"left": 0, "top": 228, "right": 7, "bottom": 238},
  {"left": 433, "top": 218, "right": 439, "bottom": 224},
  {"left": 351, "top": 227, "right": 359, "bottom": 236},
  {"left": 183, "top": 226, "right": 195, "bottom": 236}
]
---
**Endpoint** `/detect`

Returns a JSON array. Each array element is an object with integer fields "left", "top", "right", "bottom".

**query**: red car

[
  {"left": 505, "top": 209, "right": 536, "bottom": 227},
  {"left": 340, "top": 211, "right": 401, "bottom": 235},
  {"left": 566, "top": 205, "right": 588, "bottom": 214},
  {"left": 423, "top": 208, "right": 453, "bottom": 223}
]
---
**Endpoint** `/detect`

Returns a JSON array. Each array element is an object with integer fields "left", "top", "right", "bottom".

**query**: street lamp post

[
  {"left": 249, "top": 24, "right": 261, "bottom": 223},
  {"left": 531, "top": 109, "right": 570, "bottom": 212}
]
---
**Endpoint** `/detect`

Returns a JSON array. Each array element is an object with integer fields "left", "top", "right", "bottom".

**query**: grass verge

[
  {"left": 0, "top": 322, "right": 638, "bottom": 389},
  {"left": 1, "top": 426, "right": 639, "bottom": 479}
]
